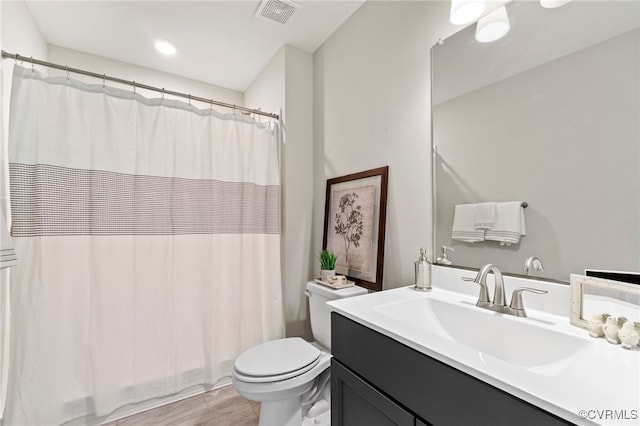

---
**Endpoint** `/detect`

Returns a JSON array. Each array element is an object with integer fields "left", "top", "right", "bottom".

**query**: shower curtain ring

[
  {"left": 103, "top": 74, "right": 106, "bottom": 88},
  {"left": 65, "top": 65, "right": 69, "bottom": 80},
  {"left": 162, "top": 88, "right": 165, "bottom": 100},
  {"left": 188, "top": 94, "right": 191, "bottom": 106},
  {"left": 30, "top": 57, "right": 34, "bottom": 73},
  {"left": 133, "top": 81, "right": 136, "bottom": 94},
  {"left": 210, "top": 99, "right": 213, "bottom": 111}
]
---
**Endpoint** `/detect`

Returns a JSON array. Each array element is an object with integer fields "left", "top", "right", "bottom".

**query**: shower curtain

[{"left": 3, "top": 66, "right": 284, "bottom": 425}]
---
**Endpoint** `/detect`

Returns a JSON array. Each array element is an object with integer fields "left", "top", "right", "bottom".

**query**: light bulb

[
  {"left": 475, "top": 5, "right": 510, "bottom": 43},
  {"left": 540, "top": 0, "right": 573, "bottom": 9},
  {"left": 450, "top": 0, "right": 486, "bottom": 26}
]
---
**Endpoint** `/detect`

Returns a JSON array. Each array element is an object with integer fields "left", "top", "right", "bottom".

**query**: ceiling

[{"left": 25, "top": 0, "right": 366, "bottom": 92}]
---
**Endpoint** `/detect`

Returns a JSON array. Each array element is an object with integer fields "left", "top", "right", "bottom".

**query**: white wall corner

[
  {"left": 245, "top": 45, "right": 315, "bottom": 339},
  {"left": 283, "top": 45, "right": 314, "bottom": 338}
]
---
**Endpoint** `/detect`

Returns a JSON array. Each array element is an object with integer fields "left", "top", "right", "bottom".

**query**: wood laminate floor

[{"left": 104, "top": 385, "right": 259, "bottom": 426}]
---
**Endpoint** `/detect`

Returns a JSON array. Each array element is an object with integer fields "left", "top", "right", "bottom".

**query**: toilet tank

[{"left": 305, "top": 281, "right": 368, "bottom": 349}]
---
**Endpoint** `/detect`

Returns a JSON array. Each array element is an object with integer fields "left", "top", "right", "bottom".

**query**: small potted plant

[{"left": 319, "top": 250, "right": 338, "bottom": 283}]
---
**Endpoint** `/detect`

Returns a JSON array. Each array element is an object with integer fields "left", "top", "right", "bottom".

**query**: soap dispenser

[
  {"left": 414, "top": 248, "right": 432, "bottom": 292},
  {"left": 436, "top": 246, "right": 454, "bottom": 265}
]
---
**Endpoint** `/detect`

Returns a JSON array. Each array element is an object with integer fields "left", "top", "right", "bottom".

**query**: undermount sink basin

[{"left": 374, "top": 295, "right": 588, "bottom": 367}]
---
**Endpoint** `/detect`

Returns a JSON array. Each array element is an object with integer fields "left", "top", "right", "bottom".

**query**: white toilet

[{"left": 232, "top": 281, "right": 367, "bottom": 426}]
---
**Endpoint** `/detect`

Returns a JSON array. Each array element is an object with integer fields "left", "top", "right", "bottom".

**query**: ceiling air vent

[{"left": 255, "top": 0, "right": 301, "bottom": 25}]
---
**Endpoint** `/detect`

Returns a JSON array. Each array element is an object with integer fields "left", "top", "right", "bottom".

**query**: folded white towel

[
  {"left": 485, "top": 202, "right": 526, "bottom": 245},
  {"left": 1, "top": 211, "right": 17, "bottom": 270},
  {"left": 452, "top": 204, "right": 485, "bottom": 243},
  {"left": 475, "top": 202, "right": 496, "bottom": 230}
]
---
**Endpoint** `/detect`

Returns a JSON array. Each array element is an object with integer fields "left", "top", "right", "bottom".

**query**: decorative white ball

[
  {"left": 602, "top": 316, "right": 621, "bottom": 345},
  {"left": 619, "top": 321, "right": 640, "bottom": 350},
  {"left": 587, "top": 314, "right": 606, "bottom": 338}
]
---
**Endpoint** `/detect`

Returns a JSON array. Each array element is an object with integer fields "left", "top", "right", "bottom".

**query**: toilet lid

[{"left": 235, "top": 337, "right": 320, "bottom": 379}]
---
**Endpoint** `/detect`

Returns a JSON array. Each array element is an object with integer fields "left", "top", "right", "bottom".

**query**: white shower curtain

[{"left": 3, "top": 66, "right": 284, "bottom": 425}]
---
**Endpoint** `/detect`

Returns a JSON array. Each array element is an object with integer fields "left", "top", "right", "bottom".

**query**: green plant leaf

[{"left": 319, "top": 249, "right": 337, "bottom": 270}]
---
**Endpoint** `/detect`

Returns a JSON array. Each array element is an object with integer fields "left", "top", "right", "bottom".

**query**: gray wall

[
  {"left": 434, "top": 29, "right": 640, "bottom": 281},
  {"left": 313, "top": 1, "right": 457, "bottom": 289}
]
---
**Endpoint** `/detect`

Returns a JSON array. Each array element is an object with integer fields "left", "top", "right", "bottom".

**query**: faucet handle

[{"left": 509, "top": 287, "right": 548, "bottom": 311}]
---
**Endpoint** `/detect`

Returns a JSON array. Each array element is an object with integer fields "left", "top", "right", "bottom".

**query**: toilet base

[
  {"left": 259, "top": 396, "right": 303, "bottom": 426},
  {"left": 302, "top": 399, "right": 330, "bottom": 426}
]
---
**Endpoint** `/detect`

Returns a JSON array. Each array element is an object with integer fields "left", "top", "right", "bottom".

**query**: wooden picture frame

[{"left": 322, "top": 166, "right": 388, "bottom": 292}]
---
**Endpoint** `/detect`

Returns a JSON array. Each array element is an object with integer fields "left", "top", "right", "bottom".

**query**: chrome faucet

[
  {"left": 469, "top": 263, "right": 508, "bottom": 313},
  {"left": 463, "top": 263, "right": 547, "bottom": 317},
  {"left": 523, "top": 256, "right": 544, "bottom": 276}
]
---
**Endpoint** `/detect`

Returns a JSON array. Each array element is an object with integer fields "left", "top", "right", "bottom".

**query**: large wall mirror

[{"left": 432, "top": 0, "right": 639, "bottom": 283}]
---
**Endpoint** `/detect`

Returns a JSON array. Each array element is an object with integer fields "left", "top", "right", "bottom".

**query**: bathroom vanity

[
  {"left": 329, "top": 266, "right": 640, "bottom": 426},
  {"left": 331, "top": 313, "right": 572, "bottom": 425}
]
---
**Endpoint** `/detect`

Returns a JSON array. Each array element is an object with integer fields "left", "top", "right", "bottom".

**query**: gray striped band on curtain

[{"left": 9, "top": 163, "right": 280, "bottom": 236}]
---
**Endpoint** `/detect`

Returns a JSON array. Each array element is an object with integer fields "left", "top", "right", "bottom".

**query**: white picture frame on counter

[{"left": 570, "top": 274, "right": 640, "bottom": 330}]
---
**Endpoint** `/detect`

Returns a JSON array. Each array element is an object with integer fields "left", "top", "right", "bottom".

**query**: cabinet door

[{"left": 332, "top": 359, "right": 414, "bottom": 426}]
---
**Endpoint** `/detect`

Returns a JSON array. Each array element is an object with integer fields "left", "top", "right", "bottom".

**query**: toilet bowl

[{"left": 232, "top": 281, "right": 367, "bottom": 426}]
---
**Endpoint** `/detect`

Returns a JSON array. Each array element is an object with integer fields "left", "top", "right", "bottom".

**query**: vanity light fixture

[
  {"left": 154, "top": 39, "right": 177, "bottom": 56},
  {"left": 540, "top": 0, "right": 573, "bottom": 8},
  {"left": 475, "top": 5, "right": 510, "bottom": 43},
  {"left": 450, "top": 0, "right": 486, "bottom": 25}
]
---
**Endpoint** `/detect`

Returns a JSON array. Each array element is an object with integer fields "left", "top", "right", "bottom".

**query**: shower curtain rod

[{"left": 1, "top": 50, "right": 279, "bottom": 120}]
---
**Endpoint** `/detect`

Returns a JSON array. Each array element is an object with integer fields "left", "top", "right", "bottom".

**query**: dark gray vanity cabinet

[
  {"left": 331, "top": 313, "right": 575, "bottom": 426},
  {"left": 332, "top": 360, "right": 417, "bottom": 426}
]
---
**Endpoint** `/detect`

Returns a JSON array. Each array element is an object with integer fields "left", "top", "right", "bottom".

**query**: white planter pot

[{"left": 321, "top": 269, "right": 335, "bottom": 283}]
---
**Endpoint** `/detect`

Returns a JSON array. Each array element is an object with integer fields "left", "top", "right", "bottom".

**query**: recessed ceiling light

[{"left": 155, "top": 40, "right": 176, "bottom": 56}]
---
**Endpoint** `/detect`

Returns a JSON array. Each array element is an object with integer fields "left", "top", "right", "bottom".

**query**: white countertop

[{"left": 328, "top": 266, "right": 640, "bottom": 426}]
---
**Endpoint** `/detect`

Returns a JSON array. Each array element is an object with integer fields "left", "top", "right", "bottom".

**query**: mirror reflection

[{"left": 432, "top": 0, "right": 640, "bottom": 282}]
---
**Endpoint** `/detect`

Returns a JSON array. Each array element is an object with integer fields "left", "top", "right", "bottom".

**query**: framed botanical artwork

[{"left": 322, "top": 166, "right": 389, "bottom": 292}]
